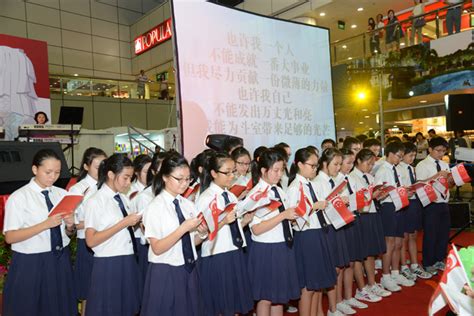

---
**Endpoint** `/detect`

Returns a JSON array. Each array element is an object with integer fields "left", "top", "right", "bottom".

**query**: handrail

[{"left": 127, "top": 126, "right": 162, "bottom": 158}]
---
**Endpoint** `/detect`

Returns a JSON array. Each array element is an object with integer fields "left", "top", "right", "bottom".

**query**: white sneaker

[
  {"left": 434, "top": 261, "right": 446, "bottom": 271},
  {"left": 328, "top": 309, "right": 345, "bottom": 316},
  {"left": 355, "top": 287, "right": 382, "bottom": 303},
  {"left": 375, "top": 259, "right": 382, "bottom": 270},
  {"left": 400, "top": 265, "right": 417, "bottom": 281},
  {"left": 368, "top": 283, "right": 392, "bottom": 297},
  {"left": 336, "top": 301, "right": 356, "bottom": 314},
  {"left": 381, "top": 275, "right": 401, "bottom": 292},
  {"left": 425, "top": 265, "right": 438, "bottom": 275},
  {"left": 345, "top": 297, "right": 369, "bottom": 309},
  {"left": 391, "top": 273, "right": 415, "bottom": 287},
  {"left": 411, "top": 264, "right": 432, "bottom": 279},
  {"left": 286, "top": 305, "right": 298, "bottom": 313}
]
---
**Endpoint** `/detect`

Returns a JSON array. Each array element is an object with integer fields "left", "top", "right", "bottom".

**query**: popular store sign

[{"left": 134, "top": 18, "right": 172, "bottom": 55}]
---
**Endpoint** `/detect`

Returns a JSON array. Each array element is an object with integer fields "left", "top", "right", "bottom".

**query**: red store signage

[{"left": 134, "top": 18, "right": 172, "bottom": 55}]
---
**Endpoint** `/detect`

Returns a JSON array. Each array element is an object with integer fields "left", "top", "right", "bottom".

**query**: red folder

[
  {"left": 48, "top": 195, "right": 83, "bottom": 217},
  {"left": 229, "top": 184, "right": 247, "bottom": 197}
]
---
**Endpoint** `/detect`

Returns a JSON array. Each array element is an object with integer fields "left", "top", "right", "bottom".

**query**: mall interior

[{"left": 0, "top": 0, "right": 473, "bottom": 315}]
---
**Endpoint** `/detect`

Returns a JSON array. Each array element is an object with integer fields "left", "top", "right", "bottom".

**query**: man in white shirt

[{"left": 415, "top": 137, "right": 452, "bottom": 274}]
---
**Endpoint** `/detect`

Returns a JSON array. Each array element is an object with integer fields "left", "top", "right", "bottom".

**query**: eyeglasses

[
  {"left": 169, "top": 175, "right": 194, "bottom": 184},
  {"left": 217, "top": 170, "right": 236, "bottom": 176},
  {"left": 304, "top": 162, "right": 318, "bottom": 170},
  {"left": 236, "top": 161, "right": 251, "bottom": 167}
]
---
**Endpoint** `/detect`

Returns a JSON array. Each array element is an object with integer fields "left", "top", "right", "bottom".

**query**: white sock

[
  {"left": 382, "top": 273, "right": 390, "bottom": 279},
  {"left": 401, "top": 264, "right": 408, "bottom": 269},
  {"left": 411, "top": 263, "right": 419, "bottom": 270},
  {"left": 391, "top": 270, "right": 399, "bottom": 276}
]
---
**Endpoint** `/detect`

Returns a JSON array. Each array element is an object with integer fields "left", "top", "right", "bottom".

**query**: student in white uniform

[
  {"left": 3, "top": 149, "right": 77, "bottom": 316},
  {"left": 415, "top": 137, "right": 452, "bottom": 274},
  {"left": 128, "top": 154, "right": 152, "bottom": 198},
  {"left": 312, "top": 148, "right": 349, "bottom": 316},
  {"left": 274, "top": 143, "right": 292, "bottom": 191},
  {"left": 397, "top": 142, "right": 432, "bottom": 281},
  {"left": 286, "top": 147, "right": 335, "bottom": 316},
  {"left": 84, "top": 154, "right": 142, "bottom": 316},
  {"left": 246, "top": 148, "right": 300, "bottom": 316},
  {"left": 141, "top": 153, "right": 207, "bottom": 316},
  {"left": 375, "top": 141, "right": 415, "bottom": 292},
  {"left": 231, "top": 146, "right": 252, "bottom": 187},
  {"left": 350, "top": 149, "right": 392, "bottom": 301},
  {"left": 130, "top": 151, "right": 169, "bottom": 289},
  {"left": 196, "top": 151, "right": 254, "bottom": 315},
  {"left": 187, "top": 149, "right": 214, "bottom": 202},
  {"left": 69, "top": 147, "right": 107, "bottom": 315}
]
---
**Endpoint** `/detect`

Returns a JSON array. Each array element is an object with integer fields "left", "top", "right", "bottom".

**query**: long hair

[
  {"left": 77, "top": 147, "right": 107, "bottom": 182},
  {"left": 146, "top": 151, "right": 170, "bottom": 186},
  {"left": 288, "top": 147, "right": 316, "bottom": 185},
  {"left": 131, "top": 154, "right": 152, "bottom": 183},
  {"left": 97, "top": 154, "right": 133, "bottom": 189},
  {"left": 152, "top": 153, "right": 189, "bottom": 196},
  {"left": 200, "top": 151, "right": 232, "bottom": 193},
  {"left": 318, "top": 148, "right": 342, "bottom": 173},
  {"left": 250, "top": 148, "right": 285, "bottom": 185},
  {"left": 189, "top": 149, "right": 215, "bottom": 185}
]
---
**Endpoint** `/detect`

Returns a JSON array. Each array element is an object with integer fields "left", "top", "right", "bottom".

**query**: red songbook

[
  {"left": 229, "top": 184, "right": 247, "bottom": 198},
  {"left": 183, "top": 183, "right": 200, "bottom": 199},
  {"left": 266, "top": 199, "right": 282, "bottom": 211},
  {"left": 129, "top": 191, "right": 139, "bottom": 200},
  {"left": 325, "top": 180, "right": 348, "bottom": 201},
  {"left": 48, "top": 195, "right": 83, "bottom": 217}
]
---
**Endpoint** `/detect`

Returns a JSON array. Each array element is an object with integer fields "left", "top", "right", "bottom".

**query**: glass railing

[
  {"left": 49, "top": 75, "right": 176, "bottom": 100},
  {"left": 330, "top": 2, "right": 473, "bottom": 65}
]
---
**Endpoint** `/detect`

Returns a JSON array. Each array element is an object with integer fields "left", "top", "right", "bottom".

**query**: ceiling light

[
  {"left": 369, "top": 127, "right": 373, "bottom": 130},
  {"left": 420, "top": 100, "right": 427, "bottom": 103},
  {"left": 351, "top": 24, "right": 357, "bottom": 29},
  {"left": 342, "top": 45, "right": 347, "bottom": 49},
  {"left": 400, "top": 43, "right": 405, "bottom": 46},
  {"left": 341, "top": 127, "right": 345, "bottom": 130},
  {"left": 359, "top": 121, "right": 363, "bottom": 124},
  {"left": 73, "top": 73, "right": 79, "bottom": 77},
  {"left": 408, "top": 90, "right": 414, "bottom": 96},
  {"left": 348, "top": 57, "right": 353, "bottom": 60},
  {"left": 393, "top": 125, "right": 398, "bottom": 127},
  {"left": 362, "top": 108, "right": 368, "bottom": 111},
  {"left": 357, "top": 7, "right": 364, "bottom": 12},
  {"left": 319, "top": 12, "right": 326, "bottom": 17},
  {"left": 364, "top": 115, "right": 370, "bottom": 118}
]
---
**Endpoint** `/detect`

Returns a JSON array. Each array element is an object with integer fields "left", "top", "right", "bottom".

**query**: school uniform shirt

[
  {"left": 338, "top": 172, "right": 358, "bottom": 211},
  {"left": 129, "top": 185, "right": 154, "bottom": 239},
  {"left": 397, "top": 161, "right": 417, "bottom": 200},
  {"left": 312, "top": 171, "right": 338, "bottom": 222},
  {"left": 84, "top": 184, "right": 135, "bottom": 257},
  {"left": 286, "top": 174, "right": 322, "bottom": 230},
  {"left": 231, "top": 173, "right": 251, "bottom": 186},
  {"left": 196, "top": 182, "right": 246, "bottom": 257},
  {"left": 371, "top": 156, "right": 386, "bottom": 176},
  {"left": 248, "top": 178, "right": 291, "bottom": 243},
  {"left": 3, "top": 178, "right": 71, "bottom": 253},
  {"left": 415, "top": 155, "right": 450, "bottom": 203},
  {"left": 280, "top": 172, "right": 289, "bottom": 191},
  {"left": 127, "top": 180, "right": 146, "bottom": 199},
  {"left": 374, "top": 160, "right": 400, "bottom": 204},
  {"left": 349, "top": 168, "right": 377, "bottom": 213},
  {"left": 69, "top": 174, "right": 98, "bottom": 239},
  {"left": 143, "top": 190, "right": 200, "bottom": 265}
]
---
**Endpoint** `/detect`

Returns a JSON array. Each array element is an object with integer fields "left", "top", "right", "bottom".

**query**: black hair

[
  {"left": 384, "top": 141, "right": 405, "bottom": 157},
  {"left": 152, "top": 152, "right": 189, "bottom": 196},
  {"left": 34, "top": 111, "right": 49, "bottom": 124},
  {"left": 275, "top": 142, "right": 290, "bottom": 149},
  {"left": 200, "top": 151, "right": 232, "bottom": 193},
  {"left": 321, "top": 138, "right": 336, "bottom": 148},
  {"left": 190, "top": 149, "right": 215, "bottom": 184},
  {"left": 342, "top": 137, "right": 361, "bottom": 150},
  {"left": 306, "top": 145, "right": 319, "bottom": 156},
  {"left": 428, "top": 137, "right": 448, "bottom": 149},
  {"left": 340, "top": 148, "right": 355, "bottom": 160},
  {"left": 97, "top": 154, "right": 133, "bottom": 189},
  {"left": 355, "top": 148, "right": 376, "bottom": 165},
  {"left": 363, "top": 138, "right": 381, "bottom": 148},
  {"left": 355, "top": 134, "right": 368, "bottom": 143},
  {"left": 251, "top": 148, "right": 285, "bottom": 186},
  {"left": 146, "top": 151, "right": 170, "bottom": 186},
  {"left": 388, "top": 9, "right": 395, "bottom": 19},
  {"left": 231, "top": 146, "right": 251, "bottom": 162},
  {"left": 253, "top": 146, "right": 268, "bottom": 161},
  {"left": 403, "top": 141, "right": 417, "bottom": 154},
  {"left": 77, "top": 147, "right": 107, "bottom": 182},
  {"left": 415, "top": 132, "right": 424, "bottom": 139},
  {"left": 272, "top": 146, "right": 289, "bottom": 177},
  {"left": 288, "top": 147, "right": 317, "bottom": 185},
  {"left": 222, "top": 137, "right": 243, "bottom": 154},
  {"left": 368, "top": 17, "right": 376, "bottom": 28},
  {"left": 131, "top": 154, "right": 152, "bottom": 182},
  {"left": 428, "top": 128, "right": 436, "bottom": 135},
  {"left": 32, "top": 149, "right": 61, "bottom": 167},
  {"left": 386, "top": 136, "right": 402, "bottom": 143},
  {"left": 317, "top": 148, "right": 343, "bottom": 172}
]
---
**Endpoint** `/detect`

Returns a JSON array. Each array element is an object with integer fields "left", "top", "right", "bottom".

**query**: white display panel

[{"left": 171, "top": 0, "right": 335, "bottom": 159}]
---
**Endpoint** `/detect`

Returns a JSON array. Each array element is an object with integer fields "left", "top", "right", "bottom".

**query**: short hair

[
  {"left": 428, "top": 137, "right": 448, "bottom": 149},
  {"left": 343, "top": 137, "right": 361, "bottom": 149},
  {"left": 321, "top": 138, "right": 336, "bottom": 148},
  {"left": 355, "top": 134, "right": 368, "bottom": 143},
  {"left": 402, "top": 142, "right": 417, "bottom": 154},
  {"left": 428, "top": 129, "right": 436, "bottom": 134},
  {"left": 385, "top": 141, "right": 405, "bottom": 157},
  {"left": 363, "top": 138, "right": 381, "bottom": 148}
]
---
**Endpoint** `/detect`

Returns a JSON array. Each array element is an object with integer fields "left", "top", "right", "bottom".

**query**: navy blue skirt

[
  {"left": 86, "top": 255, "right": 141, "bottom": 316},
  {"left": 199, "top": 249, "right": 254, "bottom": 315},
  {"left": 359, "top": 213, "right": 386, "bottom": 257},
  {"left": 380, "top": 202, "right": 405, "bottom": 237},
  {"left": 343, "top": 215, "right": 366, "bottom": 262},
  {"left": 403, "top": 199, "right": 423, "bottom": 233},
  {"left": 74, "top": 238, "right": 94, "bottom": 300},
  {"left": 294, "top": 230, "right": 337, "bottom": 290},
  {"left": 326, "top": 225, "right": 350, "bottom": 268},
  {"left": 248, "top": 241, "right": 300, "bottom": 304},
  {"left": 141, "top": 263, "right": 201, "bottom": 316},
  {"left": 136, "top": 238, "right": 149, "bottom": 289},
  {"left": 3, "top": 247, "right": 77, "bottom": 316}
]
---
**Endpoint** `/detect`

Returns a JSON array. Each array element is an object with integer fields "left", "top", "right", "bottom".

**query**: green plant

[{"left": 0, "top": 234, "right": 12, "bottom": 292}]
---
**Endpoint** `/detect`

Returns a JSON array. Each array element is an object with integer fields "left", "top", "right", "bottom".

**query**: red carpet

[{"left": 284, "top": 231, "right": 474, "bottom": 316}]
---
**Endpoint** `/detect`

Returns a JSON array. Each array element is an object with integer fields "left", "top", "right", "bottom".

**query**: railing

[
  {"left": 49, "top": 74, "right": 176, "bottom": 100},
  {"left": 330, "top": 1, "right": 473, "bottom": 65},
  {"left": 127, "top": 126, "right": 162, "bottom": 158}
]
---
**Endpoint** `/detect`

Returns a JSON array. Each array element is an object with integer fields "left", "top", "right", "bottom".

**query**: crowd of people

[{"left": 3, "top": 129, "right": 469, "bottom": 316}]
